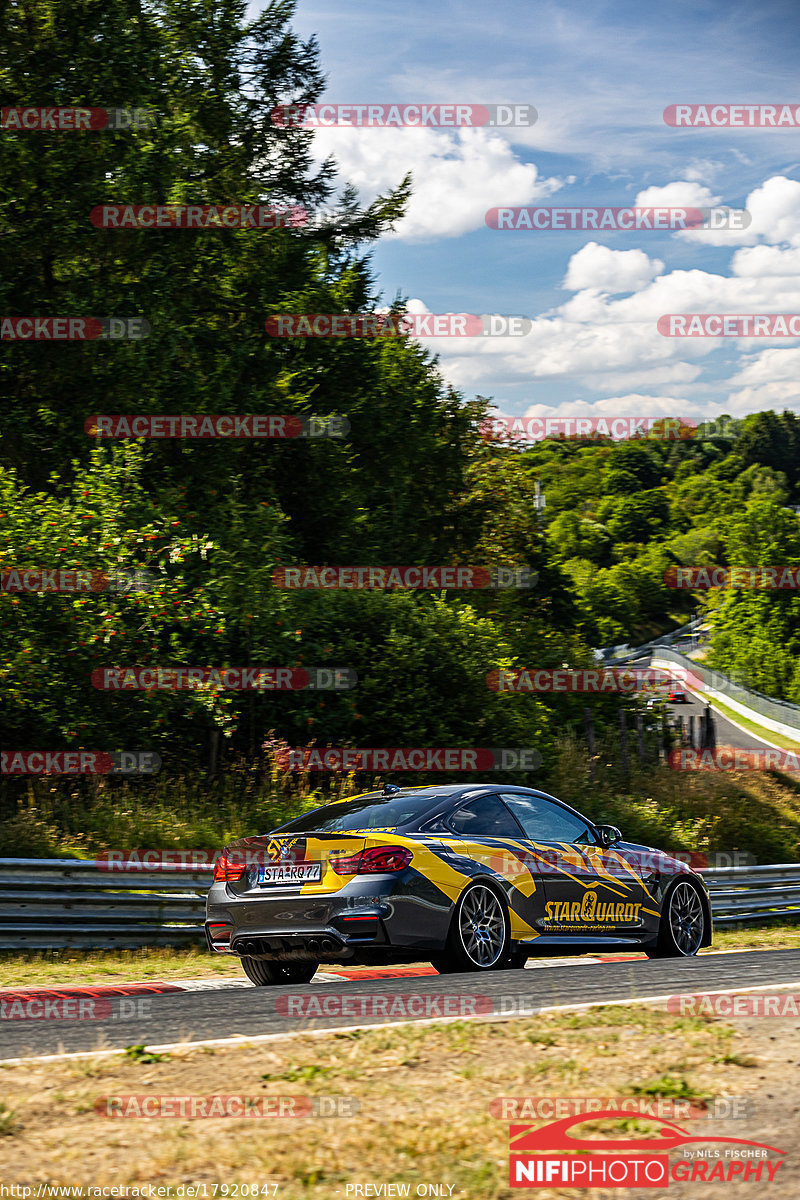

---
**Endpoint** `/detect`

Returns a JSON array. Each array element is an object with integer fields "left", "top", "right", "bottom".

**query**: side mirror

[{"left": 596, "top": 824, "right": 622, "bottom": 848}]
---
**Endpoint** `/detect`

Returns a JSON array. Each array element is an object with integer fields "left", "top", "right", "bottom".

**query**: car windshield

[{"left": 272, "top": 791, "right": 439, "bottom": 832}]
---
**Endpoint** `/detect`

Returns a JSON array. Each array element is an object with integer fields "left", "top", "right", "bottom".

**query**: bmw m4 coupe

[{"left": 205, "top": 783, "right": 711, "bottom": 985}]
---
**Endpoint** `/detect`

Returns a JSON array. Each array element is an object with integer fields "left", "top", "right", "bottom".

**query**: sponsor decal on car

[{"left": 542, "top": 895, "right": 643, "bottom": 927}]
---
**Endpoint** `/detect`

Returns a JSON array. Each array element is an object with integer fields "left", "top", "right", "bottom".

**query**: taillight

[
  {"left": 213, "top": 853, "right": 247, "bottom": 882},
  {"left": 330, "top": 853, "right": 363, "bottom": 875},
  {"left": 330, "top": 845, "right": 412, "bottom": 875}
]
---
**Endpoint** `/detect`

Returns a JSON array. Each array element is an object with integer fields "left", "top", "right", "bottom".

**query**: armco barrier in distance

[{"left": 0, "top": 858, "right": 797, "bottom": 949}]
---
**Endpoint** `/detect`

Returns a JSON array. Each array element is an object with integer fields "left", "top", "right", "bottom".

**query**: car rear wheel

[
  {"left": 431, "top": 882, "right": 510, "bottom": 973},
  {"left": 241, "top": 957, "right": 319, "bottom": 986},
  {"left": 645, "top": 880, "right": 705, "bottom": 958}
]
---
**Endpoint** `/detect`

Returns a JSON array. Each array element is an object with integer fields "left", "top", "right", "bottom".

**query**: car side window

[
  {"left": 448, "top": 795, "right": 525, "bottom": 838},
  {"left": 499, "top": 793, "right": 598, "bottom": 845}
]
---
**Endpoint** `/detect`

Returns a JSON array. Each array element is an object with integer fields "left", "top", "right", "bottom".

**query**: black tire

[
  {"left": 241, "top": 957, "right": 319, "bottom": 986},
  {"left": 645, "top": 880, "right": 705, "bottom": 959},
  {"left": 431, "top": 882, "right": 510, "bottom": 973}
]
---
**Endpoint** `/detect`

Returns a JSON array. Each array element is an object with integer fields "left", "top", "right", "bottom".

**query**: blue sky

[{"left": 255, "top": 0, "right": 800, "bottom": 424}]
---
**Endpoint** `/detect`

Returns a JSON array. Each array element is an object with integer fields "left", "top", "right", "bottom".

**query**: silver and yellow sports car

[{"left": 205, "top": 783, "right": 711, "bottom": 985}]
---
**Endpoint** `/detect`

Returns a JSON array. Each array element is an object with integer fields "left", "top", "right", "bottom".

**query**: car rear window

[{"left": 272, "top": 791, "right": 440, "bottom": 832}]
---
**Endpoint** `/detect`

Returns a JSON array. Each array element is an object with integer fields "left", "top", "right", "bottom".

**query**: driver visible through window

[{"left": 447, "top": 794, "right": 524, "bottom": 838}]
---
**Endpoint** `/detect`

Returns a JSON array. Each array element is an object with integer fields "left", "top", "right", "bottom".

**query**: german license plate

[{"left": 257, "top": 862, "right": 321, "bottom": 885}]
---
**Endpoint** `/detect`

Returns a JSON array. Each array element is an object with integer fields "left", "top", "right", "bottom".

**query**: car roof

[
  {"left": 343, "top": 783, "right": 573, "bottom": 829},
  {"left": 273, "top": 782, "right": 595, "bottom": 837},
  {"left": 349, "top": 783, "right": 542, "bottom": 801}
]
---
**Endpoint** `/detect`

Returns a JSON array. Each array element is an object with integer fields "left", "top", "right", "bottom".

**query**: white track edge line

[{"left": 4, "top": 977, "right": 800, "bottom": 1067}]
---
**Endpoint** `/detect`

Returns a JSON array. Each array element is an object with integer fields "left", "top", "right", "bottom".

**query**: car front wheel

[
  {"left": 646, "top": 881, "right": 705, "bottom": 958},
  {"left": 241, "top": 957, "right": 319, "bottom": 985}
]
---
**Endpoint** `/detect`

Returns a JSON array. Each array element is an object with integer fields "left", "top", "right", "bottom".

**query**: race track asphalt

[{"left": 3, "top": 948, "right": 800, "bottom": 1060}]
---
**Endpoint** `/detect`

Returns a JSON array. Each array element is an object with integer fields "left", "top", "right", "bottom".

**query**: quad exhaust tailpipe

[{"left": 233, "top": 933, "right": 344, "bottom": 959}]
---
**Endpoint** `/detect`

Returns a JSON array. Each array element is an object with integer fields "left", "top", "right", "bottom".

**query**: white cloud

[
  {"left": 745, "top": 176, "right": 800, "bottom": 246},
  {"left": 420, "top": 179, "right": 800, "bottom": 402},
  {"left": 730, "top": 348, "right": 800, "bottom": 386},
  {"left": 635, "top": 181, "right": 721, "bottom": 210},
  {"left": 521, "top": 393, "right": 699, "bottom": 419},
  {"left": 683, "top": 158, "right": 727, "bottom": 183},
  {"left": 665, "top": 175, "right": 800, "bottom": 247},
  {"left": 311, "top": 126, "right": 563, "bottom": 240},
  {"left": 732, "top": 244, "right": 800, "bottom": 276},
  {"left": 563, "top": 243, "right": 664, "bottom": 293},
  {"left": 725, "top": 382, "right": 800, "bottom": 414}
]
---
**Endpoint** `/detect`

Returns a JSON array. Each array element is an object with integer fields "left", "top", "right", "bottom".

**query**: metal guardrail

[
  {"left": 700, "top": 863, "right": 800, "bottom": 925},
  {"left": 0, "top": 858, "right": 212, "bottom": 950},
  {"left": 650, "top": 646, "right": 800, "bottom": 735},
  {"left": 0, "top": 858, "right": 798, "bottom": 948},
  {"left": 598, "top": 617, "right": 702, "bottom": 663}
]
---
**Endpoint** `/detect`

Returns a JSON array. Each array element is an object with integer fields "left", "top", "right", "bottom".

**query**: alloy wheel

[
  {"left": 457, "top": 884, "right": 507, "bottom": 967},
  {"left": 668, "top": 881, "right": 704, "bottom": 955}
]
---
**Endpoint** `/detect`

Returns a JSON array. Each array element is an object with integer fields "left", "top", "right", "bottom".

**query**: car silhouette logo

[{"left": 510, "top": 1111, "right": 785, "bottom": 1155}]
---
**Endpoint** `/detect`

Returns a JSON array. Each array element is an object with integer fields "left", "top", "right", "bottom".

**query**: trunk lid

[{"left": 224, "top": 832, "right": 370, "bottom": 894}]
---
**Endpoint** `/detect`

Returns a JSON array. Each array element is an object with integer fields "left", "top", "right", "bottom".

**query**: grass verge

[
  {"left": 0, "top": 1003, "right": 785, "bottom": 1196},
  {"left": 1, "top": 922, "right": 798, "bottom": 988},
  {"left": 703, "top": 692, "right": 800, "bottom": 752}
]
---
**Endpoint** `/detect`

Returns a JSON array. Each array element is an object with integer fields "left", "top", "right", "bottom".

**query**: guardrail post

[
  {"left": 636, "top": 710, "right": 646, "bottom": 766},
  {"left": 584, "top": 707, "right": 597, "bottom": 783},
  {"left": 619, "top": 708, "right": 629, "bottom": 781}
]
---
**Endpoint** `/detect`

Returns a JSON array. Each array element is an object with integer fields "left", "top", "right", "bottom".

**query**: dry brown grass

[{"left": 0, "top": 1004, "right": 794, "bottom": 1198}]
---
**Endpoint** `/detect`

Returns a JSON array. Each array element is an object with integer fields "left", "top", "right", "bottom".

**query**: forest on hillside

[{"left": 3, "top": 0, "right": 800, "bottom": 790}]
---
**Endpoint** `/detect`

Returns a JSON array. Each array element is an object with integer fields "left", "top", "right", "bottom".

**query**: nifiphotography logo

[{"left": 508, "top": 1110, "right": 785, "bottom": 1187}]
